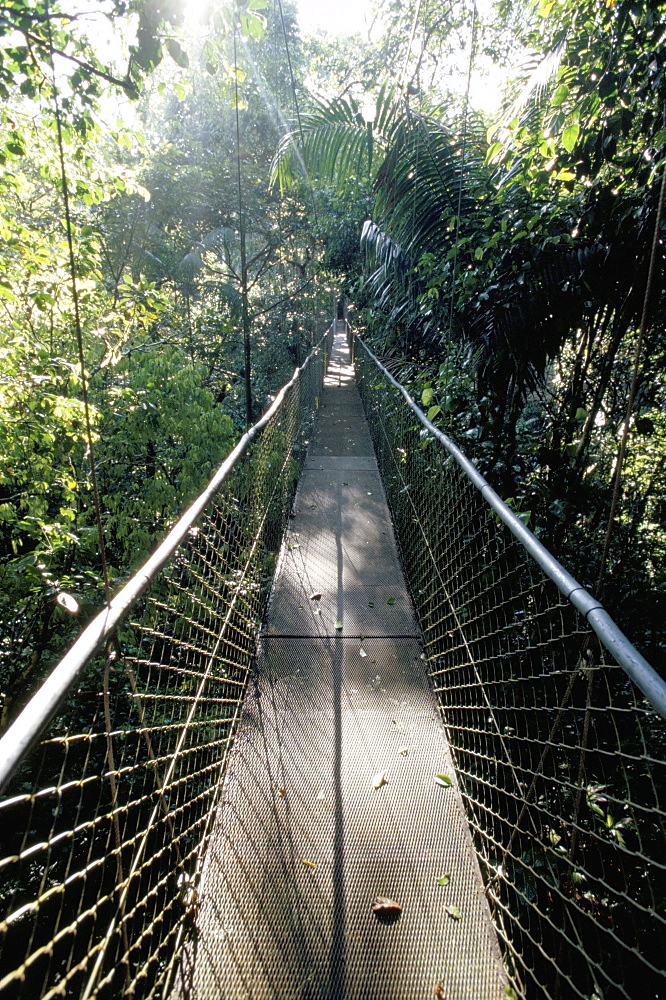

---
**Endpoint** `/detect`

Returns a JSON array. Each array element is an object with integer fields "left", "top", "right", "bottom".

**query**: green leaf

[
  {"left": 165, "top": 38, "right": 189, "bottom": 68},
  {"left": 435, "top": 873, "right": 451, "bottom": 886},
  {"left": 435, "top": 773, "right": 452, "bottom": 787},
  {"left": 421, "top": 387, "right": 433, "bottom": 406},
  {"left": 335, "top": 619, "right": 343, "bottom": 629},
  {"left": 561, "top": 123, "right": 580, "bottom": 153},
  {"left": 240, "top": 11, "right": 266, "bottom": 39},
  {"left": 552, "top": 84, "right": 569, "bottom": 107},
  {"left": 445, "top": 904, "right": 462, "bottom": 919},
  {"left": 386, "top": 596, "right": 396, "bottom": 605},
  {"left": 427, "top": 405, "right": 441, "bottom": 420}
]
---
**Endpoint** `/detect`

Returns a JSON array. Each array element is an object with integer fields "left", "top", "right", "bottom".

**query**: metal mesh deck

[{"left": 179, "top": 334, "right": 507, "bottom": 999}]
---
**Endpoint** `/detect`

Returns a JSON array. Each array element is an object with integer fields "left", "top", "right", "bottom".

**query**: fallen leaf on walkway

[
  {"left": 368, "top": 601, "right": 375, "bottom": 607},
  {"left": 277, "top": 789, "right": 286, "bottom": 798},
  {"left": 386, "top": 596, "right": 396, "bottom": 605},
  {"left": 359, "top": 647, "right": 367, "bottom": 657},
  {"left": 435, "top": 773, "right": 452, "bottom": 787},
  {"left": 435, "top": 874, "right": 451, "bottom": 886},
  {"left": 316, "top": 790, "right": 325, "bottom": 801},
  {"left": 310, "top": 592, "right": 322, "bottom": 600},
  {"left": 290, "top": 542, "right": 301, "bottom": 549},
  {"left": 445, "top": 904, "right": 462, "bottom": 920},
  {"left": 335, "top": 619, "right": 343, "bottom": 630},
  {"left": 302, "top": 859, "right": 318, "bottom": 870},
  {"left": 397, "top": 746, "right": 409, "bottom": 756},
  {"left": 434, "top": 985, "right": 446, "bottom": 999},
  {"left": 372, "top": 771, "right": 387, "bottom": 789},
  {"left": 371, "top": 897, "right": 402, "bottom": 919}
]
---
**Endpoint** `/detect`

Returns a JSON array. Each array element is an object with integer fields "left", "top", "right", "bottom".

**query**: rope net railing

[
  {"left": 354, "top": 333, "right": 666, "bottom": 1000},
  {"left": 0, "top": 325, "right": 333, "bottom": 1000}
]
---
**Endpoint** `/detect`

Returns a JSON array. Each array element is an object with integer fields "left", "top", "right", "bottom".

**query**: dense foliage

[
  {"left": 1, "top": 0, "right": 664, "bottom": 723},
  {"left": 278, "top": 0, "right": 666, "bottom": 670},
  {"left": 0, "top": 0, "right": 331, "bottom": 724}
]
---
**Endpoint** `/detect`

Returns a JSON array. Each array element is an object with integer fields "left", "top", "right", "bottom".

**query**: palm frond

[
  {"left": 491, "top": 44, "right": 566, "bottom": 138},
  {"left": 270, "top": 83, "right": 402, "bottom": 193}
]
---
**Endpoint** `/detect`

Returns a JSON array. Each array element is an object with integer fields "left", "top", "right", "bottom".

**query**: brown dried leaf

[{"left": 371, "top": 896, "right": 402, "bottom": 918}]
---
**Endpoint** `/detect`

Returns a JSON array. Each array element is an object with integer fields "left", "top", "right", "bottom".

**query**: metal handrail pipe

[
  {"left": 355, "top": 333, "right": 666, "bottom": 720},
  {"left": 0, "top": 329, "right": 331, "bottom": 794}
]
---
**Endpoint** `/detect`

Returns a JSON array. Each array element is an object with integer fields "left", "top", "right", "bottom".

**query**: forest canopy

[{"left": 1, "top": 0, "right": 665, "bottom": 727}]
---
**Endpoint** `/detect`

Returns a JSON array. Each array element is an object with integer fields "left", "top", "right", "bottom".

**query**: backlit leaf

[
  {"left": 56, "top": 592, "right": 79, "bottom": 614},
  {"left": 165, "top": 38, "right": 189, "bottom": 68}
]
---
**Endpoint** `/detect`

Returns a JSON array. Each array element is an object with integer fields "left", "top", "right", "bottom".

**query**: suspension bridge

[{"left": 0, "top": 322, "right": 664, "bottom": 999}]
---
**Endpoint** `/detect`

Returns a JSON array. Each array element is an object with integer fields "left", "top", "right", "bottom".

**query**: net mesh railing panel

[
  {"left": 0, "top": 328, "right": 332, "bottom": 1000},
  {"left": 355, "top": 338, "right": 666, "bottom": 1000}
]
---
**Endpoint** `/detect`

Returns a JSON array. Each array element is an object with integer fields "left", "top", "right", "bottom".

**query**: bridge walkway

[{"left": 183, "top": 330, "right": 507, "bottom": 999}]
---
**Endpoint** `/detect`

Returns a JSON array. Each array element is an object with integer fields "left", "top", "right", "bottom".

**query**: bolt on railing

[
  {"left": 354, "top": 331, "right": 666, "bottom": 1000},
  {"left": 0, "top": 326, "right": 333, "bottom": 1000}
]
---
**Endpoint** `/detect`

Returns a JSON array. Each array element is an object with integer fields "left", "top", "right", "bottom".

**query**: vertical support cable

[
  {"left": 595, "top": 158, "right": 666, "bottom": 596},
  {"left": 46, "top": 16, "right": 111, "bottom": 607},
  {"left": 448, "top": 0, "right": 477, "bottom": 338},
  {"left": 233, "top": 16, "right": 252, "bottom": 428}
]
